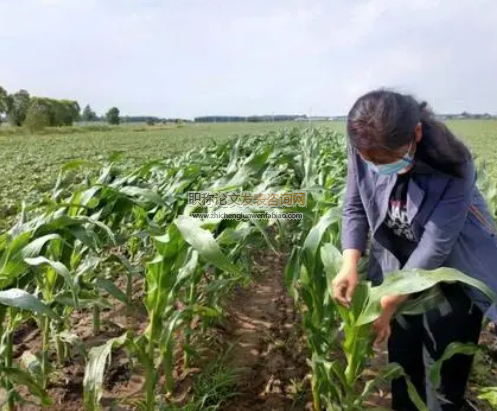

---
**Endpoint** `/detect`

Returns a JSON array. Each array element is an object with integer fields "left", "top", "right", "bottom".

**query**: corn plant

[{"left": 82, "top": 214, "right": 253, "bottom": 411}]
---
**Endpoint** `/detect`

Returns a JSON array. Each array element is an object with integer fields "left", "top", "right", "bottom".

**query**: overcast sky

[{"left": 0, "top": 0, "right": 496, "bottom": 118}]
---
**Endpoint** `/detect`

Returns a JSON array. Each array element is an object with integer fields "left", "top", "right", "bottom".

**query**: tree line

[
  {"left": 0, "top": 86, "right": 188, "bottom": 130},
  {"left": 193, "top": 114, "right": 307, "bottom": 122},
  {"left": 0, "top": 85, "right": 122, "bottom": 130}
]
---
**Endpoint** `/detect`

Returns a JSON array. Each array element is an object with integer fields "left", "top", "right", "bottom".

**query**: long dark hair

[{"left": 346, "top": 89, "right": 472, "bottom": 178}]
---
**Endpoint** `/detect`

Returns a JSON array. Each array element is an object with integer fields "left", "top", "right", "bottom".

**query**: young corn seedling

[
  {"left": 0, "top": 290, "right": 58, "bottom": 410},
  {"left": 83, "top": 214, "right": 246, "bottom": 411}
]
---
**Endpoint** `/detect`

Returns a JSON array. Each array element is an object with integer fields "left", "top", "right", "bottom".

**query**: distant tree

[
  {"left": 52, "top": 100, "right": 80, "bottom": 126},
  {"left": 105, "top": 107, "right": 120, "bottom": 125},
  {"left": 0, "top": 86, "right": 7, "bottom": 123},
  {"left": 81, "top": 104, "right": 97, "bottom": 122},
  {"left": 6, "top": 89, "right": 30, "bottom": 126},
  {"left": 24, "top": 100, "right": 51, "bottom": 132},
  {"left": 62, "top": 100, "right": 80, "bottom": 124}
]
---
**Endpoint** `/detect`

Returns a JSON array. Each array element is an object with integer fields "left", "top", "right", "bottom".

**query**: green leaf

[
  {"left": 0, "top": 289, "right": 59, "bottom": 321},
  {"left": 478, "top": 387, "right": 497, "bottom": 407},
  {"left": 118, "top": 186, "right": 166, "bottom": 206},
  {"left": 83, "top": 332, "right": 129, "bottom": 411},
  {"left": 357, "top": 363, "right": 406, "bottom": 404},
  {"left": 176, "top": 250, "right": 199, "bottom": 284},
  {"left": 24, "top": 257, "right": 76, "bottom": 302},
  {"left": 159, "top": 312, "right": 183, "bottom": 394},
  {"left": 320, "top": 242, "right": 343, "bottom": 295},
  {"left": 95, "top": 277, "right": 128, "bottom": 305},
  {"left": 303, "top": 208, "right": 341, "bottom": 258},
  {"left": 284, "top": 246, "right": 300, "bottom": 299},
  {"left": 21, "top": 234, "right": 62, "bottom": 259},
  {"left": 357, "top": 362, "right": 428, "bottom": 411},
  {"left": 193, "top": 304, "right": 220, "bottom": 317},
  {"left": 428, "top": 342, "right": 481, "bottom": 390},
  {"left": 356, "top": 267, "right": 496, "bottom": 326},
  {"left": 2, "top": 367, "right": 51, "bottom": 406},
  {"left": 175, "top": 215, "right": 241, "bottom": 275},
  {"left": 399, "top": 285, "right": 447, "bottom": 316},
  {"left": 221, "top": 205, "right": 278, "bottom": 252}
]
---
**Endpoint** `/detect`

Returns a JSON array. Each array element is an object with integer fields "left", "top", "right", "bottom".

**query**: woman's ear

[{"left": 415, "top": 122, "right": 423, "bottom": 143}]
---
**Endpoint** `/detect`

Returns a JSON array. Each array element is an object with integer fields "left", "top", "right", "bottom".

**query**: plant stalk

[
  {"left": 56, "top": 333, "right": 65, "bottom": 366},
  {"left": 93, "top": 304, "right": 100, "bottom": 335},
  {"left": 42, "top": 316, "right": 51, "bottom": 390},
  {"left": 311, "top": 373, "right": 320, "bottom": 411},
  {"left": 6, "top": 308, "right": 15, "bottom": 411},
  {"left": 145, "top": 311, "right": 156, "bottom": 411},
  {"left": 183, "top": 282, "right": 196, "bottom": 369},
  {"left": 126, "top": 272, "right": 133, "bottom": 322}
]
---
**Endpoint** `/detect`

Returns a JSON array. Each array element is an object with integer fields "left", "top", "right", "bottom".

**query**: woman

[{"left": 332, "top": 89, "right": 497, "bottom": 411}]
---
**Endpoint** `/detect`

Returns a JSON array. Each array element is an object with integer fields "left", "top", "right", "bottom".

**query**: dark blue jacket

[{"left": 341, "top": 144, "right": 497, "bottom": 322}]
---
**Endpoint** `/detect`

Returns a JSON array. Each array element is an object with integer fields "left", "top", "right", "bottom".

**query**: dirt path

[{"left": 220, "top": 251, "right": 311, "bottom": 411}]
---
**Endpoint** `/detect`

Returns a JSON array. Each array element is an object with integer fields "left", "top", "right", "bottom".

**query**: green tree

[
  {"left": 26, "top": 98, "right": 81, "bottom": 127},
  {"left": 6, "top": 89, "right": 30, "bottom": 126},
  {"left": 105, "top": 107, "right": 120, "bottom": 125},
  {"left": 82, "top": 104, "right": 97, "bottom": 122},
  {"left": 0, "top": 86, "right": 7, "bottom": 124},
  {"left": 24, "top": 100, "right": 51, "bottom": 132},
  {"left": 60, "top": 100, "right": 80, "bottom": 125},
  {"left": 51, "top": 100, "right": 80, "bottom": 126}
]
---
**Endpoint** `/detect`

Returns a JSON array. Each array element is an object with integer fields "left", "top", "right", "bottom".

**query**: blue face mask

[{"left": 365, "top": 155, "right": 413, "bottom": 175}]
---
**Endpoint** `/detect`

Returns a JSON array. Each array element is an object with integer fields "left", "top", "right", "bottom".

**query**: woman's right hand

[{"left": 331, "top": 249, "right": 361, "bottom": 308}]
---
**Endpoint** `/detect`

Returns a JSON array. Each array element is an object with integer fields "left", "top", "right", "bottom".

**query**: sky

[{"left": 0, "top": 0, "right": 496, "bottom": 118}]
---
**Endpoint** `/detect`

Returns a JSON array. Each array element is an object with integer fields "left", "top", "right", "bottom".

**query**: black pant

[{"left": 388, "top": 284, "right": 483, "bottom": 411}]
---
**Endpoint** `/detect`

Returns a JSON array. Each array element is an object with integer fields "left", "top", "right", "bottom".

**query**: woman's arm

[
  {"left": 341, "top": 146, "right": 369, "bottom": 254},
  {"left": 402, "top": 158, "right": 476, "bottom": 271}
]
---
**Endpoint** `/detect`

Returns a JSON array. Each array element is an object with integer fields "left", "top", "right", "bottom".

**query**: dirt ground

[
  {"left": 10, "top": 248, "right": 497, "bottom": 411},
  {"left": 219, "top": 251, "right": 311, "bottom": 411}
]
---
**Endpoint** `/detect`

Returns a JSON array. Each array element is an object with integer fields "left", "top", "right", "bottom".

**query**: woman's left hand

[
  {"left": 372, "top": 310, "right": 393, "bottom": 345},
  {"left": 372, "top": 294, "right": 409, "bottom": 346}
]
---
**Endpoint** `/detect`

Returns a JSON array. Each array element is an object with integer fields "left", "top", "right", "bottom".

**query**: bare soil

[{"left": 219, "top": 251, "right": 311, "bottom": 411}]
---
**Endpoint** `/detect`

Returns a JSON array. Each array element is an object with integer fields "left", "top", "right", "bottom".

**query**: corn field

[{"left": 0, "top": 126, "right": 496, "bottom": 410}]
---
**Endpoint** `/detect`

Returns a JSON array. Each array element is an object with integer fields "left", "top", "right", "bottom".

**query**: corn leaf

[
  {"left": 118, "top": 186, "right": 166, "bottom": 206},
  {"left": 356, "top": 267, "right": 496, "bottom": 326},
  {"left": 2, "top": 367, "right": 51, "bottom": 406},
  {"left": 83, "top": 332, "right": 129, "bottom": 411},
  {"left": 320, "top": 242, "right": 343, "bottom": 292},
  {"left": 175, "top": 215, "right": 241, "bottom": 275},
  {"left": 95, "top": 277, "right": 128, "bottom": 305},
  {"left": 21, "top": 233, "right": 62, "bottom": 259},
  {"left": 428, "top": 341, "right": 481, "bottom": 390},
  {"left": 356, "top": 362, "right": 428, "bottom": 411},
  {"left": 0, "top": 289, "right": 58, "bottom": 320},
  {"left": 24, "top": 256, "right": 76, "bottom": 298},
  {"left": 302, "top": 208, "right": 341, "bottom": 258},
  {"left": 478, "top": 387, "right": 497, "bottom": 407}
]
